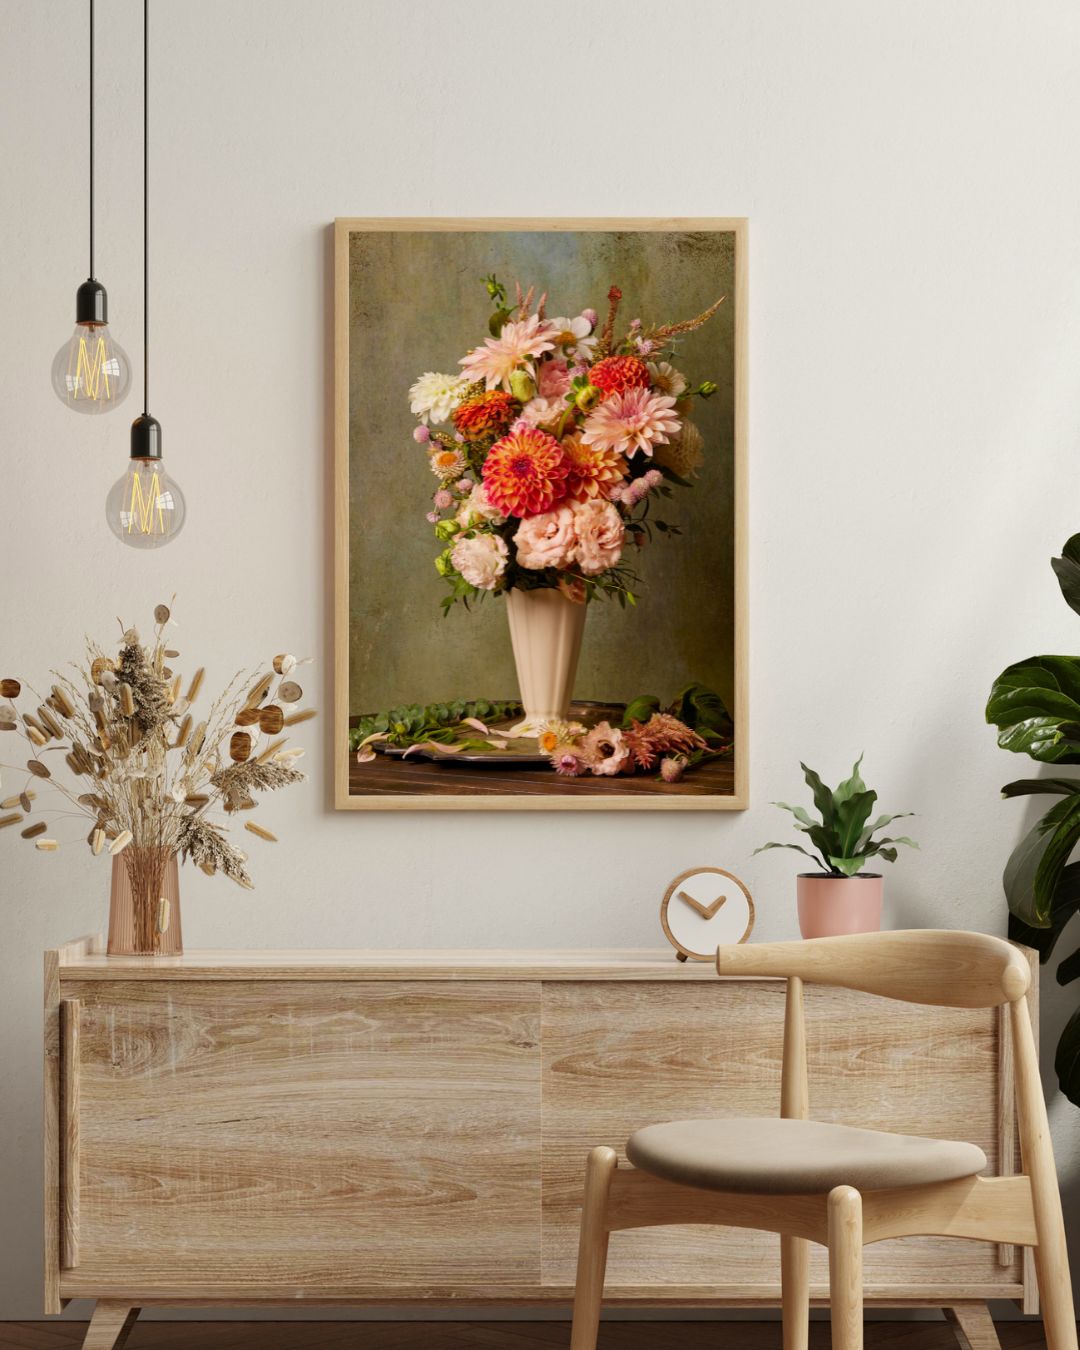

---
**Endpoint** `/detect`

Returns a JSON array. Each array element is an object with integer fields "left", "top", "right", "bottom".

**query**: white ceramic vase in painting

[{"left": 505, "top": 587, "right": 586, "bottom": 736}]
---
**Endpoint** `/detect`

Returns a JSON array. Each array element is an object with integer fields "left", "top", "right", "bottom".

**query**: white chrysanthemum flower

[
  {"left": 647, "top": 360, "right": 688, "bottom": 398},
  {"left": 409, "top": 371, "right": 470, "bottom": 425},
  {"left": 549, "top": 315, "right": 598, "bottom": 363}
]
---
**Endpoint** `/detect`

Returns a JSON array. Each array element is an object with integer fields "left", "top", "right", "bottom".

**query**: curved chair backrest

[{"left": 714, "top": 928, "right": 1030, "bottom": 1008}]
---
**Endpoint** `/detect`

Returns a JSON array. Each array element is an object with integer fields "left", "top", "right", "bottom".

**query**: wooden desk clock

[{"left": 660, "top": 866, "right": 755, "bottom": 960}]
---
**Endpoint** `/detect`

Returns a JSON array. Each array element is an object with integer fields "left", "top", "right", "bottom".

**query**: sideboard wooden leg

[
  {"left": 82, "top": 1302, "right": 141, "bottom": 1350},
  {"left": 944, "top": 1303, "right": 1001, "bottom": 1350}
]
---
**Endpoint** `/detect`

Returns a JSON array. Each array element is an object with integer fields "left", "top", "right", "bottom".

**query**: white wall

[{"left": 2, "top": 0, "right": 1079, "bottom": 1321}]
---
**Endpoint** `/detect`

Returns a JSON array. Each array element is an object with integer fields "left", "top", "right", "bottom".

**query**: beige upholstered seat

[{"left": 626, "top": 1116, "right": 987, "bottom": 1196}]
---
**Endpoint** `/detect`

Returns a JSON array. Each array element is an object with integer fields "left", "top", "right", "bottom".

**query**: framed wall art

[{"left": 333, "top": 218, "right": 747, "bottom": 810}]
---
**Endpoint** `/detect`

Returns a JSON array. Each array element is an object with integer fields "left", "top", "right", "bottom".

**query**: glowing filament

[
  {"left": 127, "top": 470, "right": 166, "bottom": 535},
  {"left": 72, "top": 334, "right": 118, "bottom": 401}
]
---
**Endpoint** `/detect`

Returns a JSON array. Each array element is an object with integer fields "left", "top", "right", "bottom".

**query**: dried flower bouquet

[{"left": 0, "top": 603, "right": 314, "bottom": 948}]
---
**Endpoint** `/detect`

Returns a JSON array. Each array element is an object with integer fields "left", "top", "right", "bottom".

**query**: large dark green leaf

[
  {"left": 834, "top": 788, "right": 877, "bottom": 859},
  {"left": 800, "top": 763, "right": 836, "bottom": 831},
  {"left": 1001, "top": 777, "right": 1080, "bottom": 799},
  {"left": 1057, "top": 944, "right": 1080, "bottom": 987},
  {"left": 1005, "top": 797, "right": 1080, "bottom": 926},
  {"left": 1054, "top": 1004, "right": 1080, "bottom": 1108},
  {"left": 1033, "top": 797, "right": 1080, "bottom": 925},
  {"left": 1051, "top": 534, "right": 1080, "bottom": 618},
  {"left": 986, "top": 656, "right": 1080, "bottom": 762}
]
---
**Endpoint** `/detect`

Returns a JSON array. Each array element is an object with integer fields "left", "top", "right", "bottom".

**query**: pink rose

[
  {"left": 513, "top": 504, "right": 576, "bottom": 571},
  {"left": 537, "top": 358, "right": 571, "bottom": 399},
  {"left": 571, "top": 499, "right": 624, "bottom": 575}
]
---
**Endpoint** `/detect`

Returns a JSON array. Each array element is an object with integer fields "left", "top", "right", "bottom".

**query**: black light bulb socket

[
  {"left": 130, "top": 413, "right": 162, "bottom": 461},
  {"left": 75, "top": 278, "right": 108, "bottom": 325}
]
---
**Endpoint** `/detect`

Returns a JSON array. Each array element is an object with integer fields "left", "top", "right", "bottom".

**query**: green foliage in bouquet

[
  {"left": 755, "top": 756, "right": 917, "bottom": 878},
  {"left": 985, "top": 533, "right": 1080, "bottom": 1106},
  {"left": 349, "top": 698, "right": 522, "bottom": 753}
]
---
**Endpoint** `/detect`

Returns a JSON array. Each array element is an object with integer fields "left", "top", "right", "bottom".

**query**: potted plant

[
  {"left": 756, "top": 757, "right": 917, "bottom": 938},
  {"left": 985, "top": 532, "right": 1080, "bottom": 1108}
]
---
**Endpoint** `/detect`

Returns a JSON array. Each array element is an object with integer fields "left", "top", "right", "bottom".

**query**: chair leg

[
  {"left": 782, "top": 1235, "right": 810, "bottom": 1350},
  {"left": 1032, "top": 1215, "right": 1079, "bottom": 1350},
  {"left": 570, "top": 1146, "right": 618, "bottom": 1350},
  {"left": 828, "top": 1185, "right": 863, "bottom": 1350}
]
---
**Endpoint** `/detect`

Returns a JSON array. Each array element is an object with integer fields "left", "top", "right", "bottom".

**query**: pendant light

[
  {"left": 106, "top": 0, "right": 185, "bottom": 548},
  {"left": 52, "top": 0, "right": 133, "bottom": 413}
]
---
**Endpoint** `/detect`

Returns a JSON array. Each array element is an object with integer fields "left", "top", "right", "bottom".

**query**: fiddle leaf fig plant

[
  {"left": 986, "top": 532, "right": 1080, "bottom": 1107},
  {"left": 755, "top": 756, "right": 917, "bottom": 877}
]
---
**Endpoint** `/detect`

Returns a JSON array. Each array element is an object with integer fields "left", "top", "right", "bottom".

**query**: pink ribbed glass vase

[{"left": 107, "top": 846, "right": 183, "bottom": 956}]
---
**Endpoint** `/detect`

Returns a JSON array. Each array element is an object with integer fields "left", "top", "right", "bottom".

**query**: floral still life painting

[{"left": 334, "top": 219, "right": 746, "bottom": 809}]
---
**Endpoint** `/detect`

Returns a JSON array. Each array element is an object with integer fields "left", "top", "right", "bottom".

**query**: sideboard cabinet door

[{"left": 61, "top": 980, "right": 541, "bottom": 1299}]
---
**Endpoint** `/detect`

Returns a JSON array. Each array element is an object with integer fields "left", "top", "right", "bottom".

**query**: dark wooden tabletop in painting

[
  {"left": 349, "top": 750, "right": 735, "bottom": 797},
  {"left": 348, "top": 701, "right": 735, "bottom": 798}
]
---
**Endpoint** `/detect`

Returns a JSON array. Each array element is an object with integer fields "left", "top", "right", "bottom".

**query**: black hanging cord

[
  {"left": 142, "top": 0, "right": 149, "bottom": 413},
  {"left": 88, "top": 0, "right": 94, "bottom": 278}
]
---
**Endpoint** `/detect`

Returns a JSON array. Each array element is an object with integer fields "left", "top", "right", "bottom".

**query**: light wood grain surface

[
  {"left": 58, "top": 948, "right": 727, "bottom": 981},
  {"left": 47, "top": 941, "right": 1032, "bottom": 1313}
]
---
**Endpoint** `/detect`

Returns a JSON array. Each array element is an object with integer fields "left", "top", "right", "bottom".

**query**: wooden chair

[{"left": 569, "top": 930, "right": 1077, "bottom": 1350}]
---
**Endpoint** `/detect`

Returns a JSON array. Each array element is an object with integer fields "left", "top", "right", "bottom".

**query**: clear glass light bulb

[
  {"left": 106, "top": 458, "right": 186, "bottom": 548},
  {"left": 52, "top": 322, "right": 132, "bottom": 412}
]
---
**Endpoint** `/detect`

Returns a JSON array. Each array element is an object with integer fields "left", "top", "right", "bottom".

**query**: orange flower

[
  {"left": 482, "top": 427, "right": 569, "bottom": 518},
  {"left": 588, "top": 354, "right": 651, "bottom": 399},
  {"left": 452, "top": 390, "right": 520, "bottom": 440},
  {"left": 562, "top": 434, "right": 627, "bottom": 503}
]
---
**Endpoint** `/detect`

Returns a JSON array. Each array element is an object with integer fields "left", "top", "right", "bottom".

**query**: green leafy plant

[
  {"left": 348, "top": 698, "right": 522, "bottom": 753},
  {"left": 755, "top": 756, "right": 917, "bottom": 877},
  {"left": 985, "top": 533, "right": 1080, "bottom": 1106}
]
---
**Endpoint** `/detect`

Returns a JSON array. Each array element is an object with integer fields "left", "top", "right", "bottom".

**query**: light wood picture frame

[{"left": 333, "top": 218, "right": 748, "bottom": 810}]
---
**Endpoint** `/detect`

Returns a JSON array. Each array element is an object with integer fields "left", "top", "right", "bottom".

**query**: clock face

[{"left": 660, "top": 867, "right": 755, "bottom": 961}]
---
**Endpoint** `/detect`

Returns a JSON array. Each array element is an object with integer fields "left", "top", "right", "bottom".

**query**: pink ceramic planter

[{"left": 796, "top": 873, "right": 883, "bottom": 939}]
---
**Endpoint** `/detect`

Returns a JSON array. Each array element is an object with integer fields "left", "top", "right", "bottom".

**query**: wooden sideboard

[{"left": 44, "top": 937, "right": 1037, "bottom": 1341}]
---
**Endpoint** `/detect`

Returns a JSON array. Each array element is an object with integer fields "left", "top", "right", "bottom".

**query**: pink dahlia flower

[
  {"left": 581, "top": 386, "right": 681, "bottom": 458},
  {"left": 570, "top": 498, "right": 624, "bottom": 575},
  {"left": 459, "top": 314, "right": 556, "bottom": 392},
  {"left": 513, "top": 504, "right": 576, "bottom": 571}
]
